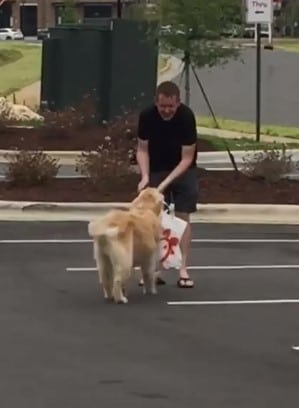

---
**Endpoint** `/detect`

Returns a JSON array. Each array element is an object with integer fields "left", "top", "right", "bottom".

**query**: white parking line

[
  {"left": 192, "top": 239, "right": 299, "bottom": 243},
  {"left": 187, "top": 265, "right": 299, "bottom": 270},
  {"left": 0, "top": 239, "right": 91, "bottom": 244},
  {"left": 0, "top": 238, "right": 299, "bottom": 244},
  {"left": 167, "top": 299, "right": 299, "bottom": 306},
  {"left": 66, "top": 264, "right": 299, "bottom": 272}
]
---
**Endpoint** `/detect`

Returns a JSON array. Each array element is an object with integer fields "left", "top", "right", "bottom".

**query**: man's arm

[
  {"left": 136, "top": 138, "right": 149, "bottom": 180},
  {"left": 158, "top": 109, "right": 197, "bottom": 192},
  {"left": 157, "top": 144, "right": 196, "bottom": 192},
  {"left": 136, "top": 110, "right": 150, "bottom": 190}
]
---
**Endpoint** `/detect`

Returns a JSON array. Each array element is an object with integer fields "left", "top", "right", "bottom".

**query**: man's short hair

[{"left": 156, "top": 81, "right": 180, "bottom": 99}]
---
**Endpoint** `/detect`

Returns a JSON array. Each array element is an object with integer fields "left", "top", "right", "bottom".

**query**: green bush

[
  {"left": 241, "top": 145, "right": 296, "bottom": 183},
  {"left": 75, "top": 112, "right": 138, "bottom": 187},
  {"left": 4, "top": 150, "right": 60, "bottom": 187}
]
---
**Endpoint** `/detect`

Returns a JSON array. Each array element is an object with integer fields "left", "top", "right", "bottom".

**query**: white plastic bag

[{"left": 159, "top": 211, "right": 187, "bottom": 269}]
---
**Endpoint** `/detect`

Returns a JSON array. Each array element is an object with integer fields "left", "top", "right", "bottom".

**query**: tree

[
  {"left": 123, "top": 1, "right": 159, "bottom": 21},
  {"left": 278, "top": 0, "right": 299, "bottom": 36},
  {"left": 60, "top": 0, "right": 78, "bottom": 24},
  {"left": 157, "top": 0, "right": 242, "bottom": 107}
]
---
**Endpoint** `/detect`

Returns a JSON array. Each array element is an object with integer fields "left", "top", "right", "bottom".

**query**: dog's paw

[
  {"left": 143, "top": 287, "right": 157, "bottom": 295},
  {"left": 103, "top": 292, "right": 114, "bottom": 301},
  {"left": 115, "top": 296, "right": 128, "bottom": 304}
]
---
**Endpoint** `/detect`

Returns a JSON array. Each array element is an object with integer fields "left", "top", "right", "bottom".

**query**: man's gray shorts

[{"left": 149, "top": 167, "right": 198, "bottom": 214}]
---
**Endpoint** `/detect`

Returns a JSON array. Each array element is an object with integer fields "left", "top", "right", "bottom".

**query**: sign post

[
  {"left": 117, "top": 0, "right": 122, "bottom": 17},
  {"left": 245, "top": 0, "right": 273, "bottom": 142}
]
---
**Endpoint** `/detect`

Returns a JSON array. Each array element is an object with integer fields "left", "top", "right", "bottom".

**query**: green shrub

[
  {"left": 4, "top": 150, "right": 60, "bottom": 187},
  {"left": 75, "top": 112, "right": 138, "bottom": 186},
  {"left": 241, "top": 145, "right": 296, "bottom": 183}
]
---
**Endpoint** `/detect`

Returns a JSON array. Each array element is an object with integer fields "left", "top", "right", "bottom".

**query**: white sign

[{"left": 245, "top": 0, "right": 273, "bottom": 24}]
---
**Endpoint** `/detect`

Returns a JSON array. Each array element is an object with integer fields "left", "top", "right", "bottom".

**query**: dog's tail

[
  {"left": 88, "top": 220, "right": 133, "bottom": 283},
  {"left": 97, "top": 228, "right": 119, "bottom": 250},
  {"left": 88, "top": 221, "right": 119, "bottom": 259}
]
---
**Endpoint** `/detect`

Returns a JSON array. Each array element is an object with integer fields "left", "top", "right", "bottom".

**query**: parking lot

[{"left": 1, "top": 221, "right": 299, "bottom": 407}]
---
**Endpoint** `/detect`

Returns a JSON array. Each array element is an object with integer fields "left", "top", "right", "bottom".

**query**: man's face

[{"left": 155, "top": 93, "right": 180, "bottom": 121}]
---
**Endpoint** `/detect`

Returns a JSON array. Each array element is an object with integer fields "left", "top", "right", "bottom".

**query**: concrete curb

[
  {"left": 2, "top": 147, "right": 299, "bottom": 167},
  {"left": 0, "top": 201, "right": 298, "bottom": 224},
  {"left": 0, "top": 201, "right": 129, "bottom": 211}
]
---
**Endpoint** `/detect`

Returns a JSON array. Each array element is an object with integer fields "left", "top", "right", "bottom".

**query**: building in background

[{"left": 0, "top": 0, "right": 136, "bottom": 36}]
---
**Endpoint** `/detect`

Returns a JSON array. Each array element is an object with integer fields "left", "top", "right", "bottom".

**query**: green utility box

[{"left": 40, "top": 19, "right": 159, "bottom": 122}]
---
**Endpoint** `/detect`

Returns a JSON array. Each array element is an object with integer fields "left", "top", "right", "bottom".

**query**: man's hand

[
  {"left": 138, "top": 175, "right": 149, "bottom": 192},
  {"left": 157, "top": 144, "right": 196, "bottom": 192}
]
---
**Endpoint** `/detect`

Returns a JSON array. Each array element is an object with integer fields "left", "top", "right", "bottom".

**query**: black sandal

[{"left": 177, "top": 277, "right": 194, "bottom": 288}]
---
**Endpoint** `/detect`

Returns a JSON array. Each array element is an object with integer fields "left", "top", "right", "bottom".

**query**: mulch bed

[
  {"left": 0, "top": 125, "right": 217, "bottom": 152},
  {"left": 0, "top": 125, "right": 298, "bottom": 205},
  {"left": 0, "top": 169, "right": 298, "bottom": 204}
]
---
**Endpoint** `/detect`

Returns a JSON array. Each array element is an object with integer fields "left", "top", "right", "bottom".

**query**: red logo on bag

[{"left": 160, "top": 229, "right": 179, "bottom": 263}]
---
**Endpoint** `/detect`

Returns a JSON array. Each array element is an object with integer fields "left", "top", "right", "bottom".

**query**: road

[
  {"left": 175, "top": 48, "right": 299, "bottom": 127},
  {"left": 1, "top": 221, "right": 299, "bottom": 407},
  {"left": 19, "top": 41, "right": 299, "bottom": 127}
]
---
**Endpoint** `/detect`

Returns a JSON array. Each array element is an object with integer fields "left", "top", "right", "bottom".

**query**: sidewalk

[
  {"left": 197, "top": 126, "right": 299, "bottom": 145},
  {"left": 6, "top": 81, "right": 41, "bottom": 110}
]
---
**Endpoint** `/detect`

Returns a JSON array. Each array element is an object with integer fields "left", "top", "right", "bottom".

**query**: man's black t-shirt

[{"left": 137, "top": 103, "right": 198, "bottom": 172}]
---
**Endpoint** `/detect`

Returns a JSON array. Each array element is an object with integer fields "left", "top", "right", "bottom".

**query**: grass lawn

[
  {"left": 0, "top": 48, "right": 23, "bottom": 67},
  {"left": 200, "top": 133, "right": 299, "bottom": 151},
  {"left": 274, "top": 42, "right": 299, "bottom": 53},
  {"left": 270, "top": 38, "right": 299, "bottom": 53},
  {"left": 230, "top": 37, "right": 299, "bottom": 50},
  {"left": 197, "top": 115, "right": 299, "bottom": 139},
  {"left": 0, "top": 42, "right": 41, "bottom": 96}
]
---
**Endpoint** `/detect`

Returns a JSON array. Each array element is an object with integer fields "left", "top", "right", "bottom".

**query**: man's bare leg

[{"left": 175, "top": 211, "right": 194, "bottom": 287}]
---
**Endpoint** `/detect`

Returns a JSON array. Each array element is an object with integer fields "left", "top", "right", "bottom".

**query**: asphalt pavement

[
  {"left": 1, "top": 221, "right": 299, "bottom": 407},
  {"left": 176, "top": 48, "right": 299, "bottom": 127}
]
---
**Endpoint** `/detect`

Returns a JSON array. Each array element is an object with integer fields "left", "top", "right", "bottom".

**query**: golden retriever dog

[{"left": 88, "top": 187, "right": 164, "bottom": 304}]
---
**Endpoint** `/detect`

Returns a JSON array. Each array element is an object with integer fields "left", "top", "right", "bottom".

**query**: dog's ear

[{"left": 146, "top": 189, "right": 164, "bottom": 216}]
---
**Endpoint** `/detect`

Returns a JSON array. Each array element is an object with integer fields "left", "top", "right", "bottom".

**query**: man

[{"left": 136, "top": 80, "right": 198, "bottom": 288}]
